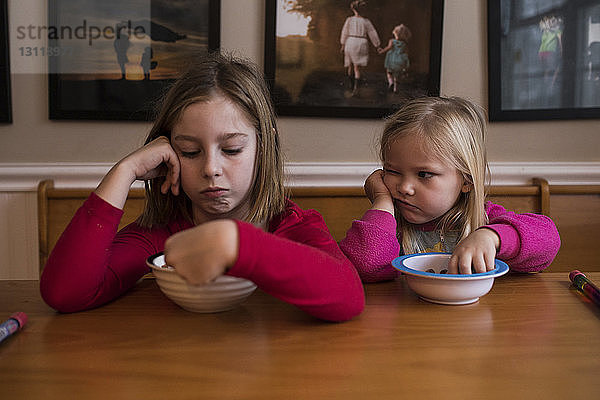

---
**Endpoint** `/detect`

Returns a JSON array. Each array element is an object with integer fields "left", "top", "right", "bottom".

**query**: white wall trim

[{"left": 1, "top": 162, "right": 600, "bottom": 191}]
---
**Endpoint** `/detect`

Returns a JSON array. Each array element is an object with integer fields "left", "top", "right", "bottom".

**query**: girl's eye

[
  {"left": 180, "top": 151, "right": 200, "bottom": 158},
  {"left": 418, "top": 171, "right": 434, "bottom": 179},
  {"left": 223, "top": 148, "right": 242, "bottom": 155},
  {"left": 383, "top": 168, "right": 400, "bottom": 175}
]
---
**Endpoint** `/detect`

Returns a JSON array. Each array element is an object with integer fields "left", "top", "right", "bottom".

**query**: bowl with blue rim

[{"left": 392, "top": 252, "right": 509, "bottom": 305}]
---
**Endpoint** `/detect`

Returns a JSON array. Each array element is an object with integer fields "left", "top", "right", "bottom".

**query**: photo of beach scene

[{"left": 49, "top": 0, "right": 217, "bottom": 120}]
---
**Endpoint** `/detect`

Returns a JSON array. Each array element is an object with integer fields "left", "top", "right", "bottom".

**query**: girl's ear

[{"left": 461, "top": 182, "right": 472, "bottom": 193}]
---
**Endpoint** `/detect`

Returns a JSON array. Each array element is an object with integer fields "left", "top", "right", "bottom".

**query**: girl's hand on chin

[
  {"left": 447, "top": 228, "right": 500, "bottom": 274},
  {"left": 163, "top": 220, "right": 239, "bottom": 285}
]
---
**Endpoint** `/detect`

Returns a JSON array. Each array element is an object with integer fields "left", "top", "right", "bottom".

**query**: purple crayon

[
  {"left": 0, "top": 312, "right": 27, "bottom": 344},
  {"left": 569, "top": 270, "right": 600, "bottom": 307}
]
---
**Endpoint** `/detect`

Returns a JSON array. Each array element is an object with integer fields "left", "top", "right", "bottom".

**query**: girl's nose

[
  {"left": 202, "top": 153, "right": 223, "bottom": 177},
  {"left": 397, "top": 178, "right": 415, "bottom": 196}
]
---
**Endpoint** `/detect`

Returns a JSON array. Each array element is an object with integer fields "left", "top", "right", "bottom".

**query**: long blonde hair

[
  {"left": 138, "top": 52, "right": 286, "bottom": 228},
  {"left": 380, "top": 96, "right": 489, "bottom": 254}
]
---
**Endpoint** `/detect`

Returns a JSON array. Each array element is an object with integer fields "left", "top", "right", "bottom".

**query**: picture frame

[
  {"left": 48, "top": 0, "right": 220, "bottom": 121},
  {"left": 488, "top": 0, "right": 600, "bottom": 121},
  {"left": 264, "top": 0, "right": 444, "bottom": 119},
  {"left": 0, "top": 0, "right": 11, "bottom": 123}
]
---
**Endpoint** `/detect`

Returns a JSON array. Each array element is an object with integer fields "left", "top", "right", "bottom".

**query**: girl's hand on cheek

[
  {"left": 122, "top": 136, "right": 181, "bottom": 195},
  {"left": 447, "top": 228, "right": 500, "bottom": 274},
  {"left": 95, "top": 136, "right": 181, "bottom": 210},
  {"left": 163, "top": 220, "right": 239, "bottom": 285},
  {"left": 365, "top": 169, "right": 394, "bottom": 215}
]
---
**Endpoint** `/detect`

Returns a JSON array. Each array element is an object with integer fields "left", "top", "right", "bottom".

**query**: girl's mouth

[
  {"left": 394, "top": 198, "right": 419, "bottom": 210},
  {"left": 202, "top": 187, "right": 228, "bottom": 198}
]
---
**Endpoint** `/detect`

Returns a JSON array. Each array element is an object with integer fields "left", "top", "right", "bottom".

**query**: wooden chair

[{"left": 487, "top": 178, "right": 549, "bottom": 216}]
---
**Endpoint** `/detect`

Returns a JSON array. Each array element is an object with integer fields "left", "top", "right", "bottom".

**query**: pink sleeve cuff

[{"left": 483, "top": 223, "right": 519, "bottom": 260}]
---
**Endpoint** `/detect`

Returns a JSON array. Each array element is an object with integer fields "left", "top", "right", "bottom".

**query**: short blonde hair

[
  {"left": 138, "top": 52, "right": 285, "bottom": 228},
  {"left": 393, "top": 24, "right": 412, "bottom": 41},
  {"left": 380, "top": 96, "right": 489, "bottom": 254}
]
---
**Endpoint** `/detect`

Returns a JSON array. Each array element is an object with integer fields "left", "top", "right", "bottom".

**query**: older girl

[
  {"left": 41, "top": 52, "right": 364, "bottom": 321},
  {"left": 340, "top": 0, "right": 381, "bottom": 95}
]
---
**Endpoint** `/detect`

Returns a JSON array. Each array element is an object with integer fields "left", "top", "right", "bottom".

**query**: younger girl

[
  {"left": 40, "top": 52, "right": 364, "bottom": 322},
  {"left": 340, "top": 96, "right": 560, "bottom": 281},
  {"left": 378, "top": 24, "right": 412, "bottom": 93}
]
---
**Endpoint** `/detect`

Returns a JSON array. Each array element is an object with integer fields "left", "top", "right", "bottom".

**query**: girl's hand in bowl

[
  {"left": 164, "top": 220, "right": 239, "bottom": 285},
  {"left": 448, "top": 228, "right": 500, "bottom": 274}
]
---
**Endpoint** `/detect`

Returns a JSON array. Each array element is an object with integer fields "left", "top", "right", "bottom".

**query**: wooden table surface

[{"left": 1, "top": 272, "right": 599, "bottom": 399}]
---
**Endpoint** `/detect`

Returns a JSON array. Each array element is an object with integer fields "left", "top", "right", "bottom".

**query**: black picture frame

[
  {"left": 0, "top": 0, "right": 11, "bottom": 123},
  {"left": 488, "top": 0, "right": 600, "bottom": 121},
  {"left": 264, "top": 0, "right": 444, "bottom": 119},
  {"left": 48, "top": 0, "right": 220, "bottom": 121}
]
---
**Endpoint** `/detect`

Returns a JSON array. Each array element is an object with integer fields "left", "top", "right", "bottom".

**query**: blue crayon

[{"left": 0, "top": 312, "right": 28, "bottom": 344}]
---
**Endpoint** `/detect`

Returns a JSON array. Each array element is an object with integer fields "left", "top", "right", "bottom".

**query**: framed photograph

[
  {"left": 264, "top": 0, "right": 444, "bottom": 119},
  {"left": 0, "top": 0, "right": 11, "bottom": 123},
  {"left": 48, "top": 0, "right": 220, "bottom": 121},
  {"left": 488, "top": 0, "right": 600, "bottom": 121}
]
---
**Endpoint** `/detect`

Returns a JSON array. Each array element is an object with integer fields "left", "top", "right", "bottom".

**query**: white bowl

[
  {"left": 146, "top": 253, "right": 257, "bottom": 313},
  {"left": 391, "top": 252, "right": 509, "bottom": 305}
]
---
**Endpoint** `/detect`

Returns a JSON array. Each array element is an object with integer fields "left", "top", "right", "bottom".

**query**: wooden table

[{"left": 1, "top": 273, "right": 599, "bottom": 399}]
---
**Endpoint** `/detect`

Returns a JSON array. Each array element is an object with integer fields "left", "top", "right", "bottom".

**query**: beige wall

[{"left": 1, "top": 0, "right": 598, "bottom": 165}]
